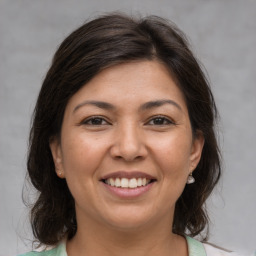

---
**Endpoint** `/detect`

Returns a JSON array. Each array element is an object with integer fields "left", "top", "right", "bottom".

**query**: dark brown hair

[{"left": 26, "top": 13, "right": 221, "bottom": 245}]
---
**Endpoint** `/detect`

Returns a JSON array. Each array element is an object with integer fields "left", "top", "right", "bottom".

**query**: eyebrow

[
  {"left": 73, "top": 99, "right": 182, "bottom": 113},
  {"left": 139, "top": 99, "right": 182, "bottom": 111},
  {"left": 73, "top": 100, "right": 115, "bottom": 113}
]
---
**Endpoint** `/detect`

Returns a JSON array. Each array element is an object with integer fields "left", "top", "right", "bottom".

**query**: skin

[{"left": 50, "top": 60, "right": 204, "bottom": 256}]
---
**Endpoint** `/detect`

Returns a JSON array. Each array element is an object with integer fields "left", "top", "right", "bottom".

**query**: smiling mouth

[{"left": 102, "top": 177, "right": 156, "bottom": 189}]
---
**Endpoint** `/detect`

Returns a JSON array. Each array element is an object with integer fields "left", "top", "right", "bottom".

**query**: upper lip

[{"left": 100, "top": 171, "right": 157, "bottom": 180}]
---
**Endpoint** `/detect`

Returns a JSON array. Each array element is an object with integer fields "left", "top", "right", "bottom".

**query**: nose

[{"left": 110, "top": 122, "right": 148, "bottom": 162}]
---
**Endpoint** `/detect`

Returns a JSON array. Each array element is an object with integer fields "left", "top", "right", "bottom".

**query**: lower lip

[{"left": 101, "top": 182, "right": 155, "bottom": 199}]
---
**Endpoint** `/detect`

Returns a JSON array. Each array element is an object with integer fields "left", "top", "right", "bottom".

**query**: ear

[
  {"left": 189, "top": 131, "right": 205, "bottom": 172},
  {"left": 49, "top": 136, "right": 65, "bottom": 178}
]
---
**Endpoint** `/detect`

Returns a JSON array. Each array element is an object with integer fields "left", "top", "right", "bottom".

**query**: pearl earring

[
  {"left": 56, "top": 170, "right": 63, "bottom": 177},
  {"left": 187, "top": 173, "right": 195, "bottom": 184}
]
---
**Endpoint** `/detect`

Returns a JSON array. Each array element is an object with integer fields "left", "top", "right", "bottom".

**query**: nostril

[
  {"left": 113, "top": 155, "right": 144, "bottom": 162},
  {"left": 110, "top": 134, "right": 147, "bottom": 161}
]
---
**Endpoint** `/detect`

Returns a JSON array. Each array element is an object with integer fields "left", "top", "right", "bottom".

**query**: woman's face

[{"left": 50, "top": 61, "right": 204, "bottom": 231}]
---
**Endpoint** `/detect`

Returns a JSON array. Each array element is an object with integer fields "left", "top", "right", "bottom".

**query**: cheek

[
  {"left": 149, "top": 132, "right": 192, "bottom": 177},
  {"left": 61, "top": 132, "right": 105, "bottom": 177},
  {"left": 60, "top": 134, "right": 102, "bottom": 203}
]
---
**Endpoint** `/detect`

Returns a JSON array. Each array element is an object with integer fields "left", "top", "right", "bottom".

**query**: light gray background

[{"left": 0, "top": 0, "right": 255, "bottom": 255}]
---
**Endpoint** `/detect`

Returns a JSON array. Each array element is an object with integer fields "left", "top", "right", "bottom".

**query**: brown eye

[
  {"left": 147, "top": 116, "right": 173, "bottom": 125},
  {"left": 83, "top": 117, "right": 109, "bottom": 125}
]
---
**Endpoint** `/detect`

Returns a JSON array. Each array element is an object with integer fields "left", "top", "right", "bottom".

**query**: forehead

[{"left": 66, "top": 60, "right": 187, "bottom": 111}]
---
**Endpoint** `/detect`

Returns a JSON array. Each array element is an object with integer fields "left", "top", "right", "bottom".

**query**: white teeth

[
  {"left": 129, "top": 178, "right": 137, "bottom": 188},
  {"left": 109, "top": 178, "right": 115, "bottom": 186},
  {"left": 120, "top": 178, "right": 129, "bottom": 188},
  {"left": 115, "top": 178, "right": 121, "bottom": 187},
  {"left": 105, "top": 177, "right": 151, "bottom": 188}
]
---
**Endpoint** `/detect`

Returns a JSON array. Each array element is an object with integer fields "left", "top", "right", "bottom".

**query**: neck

[{"left": 66, "top": 214, "right": 187, "bottom": 256}]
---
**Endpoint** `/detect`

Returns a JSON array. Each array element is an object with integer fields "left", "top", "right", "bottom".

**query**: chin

[{"left": 100, "top": 209, "right": 154, "bottom": 231}]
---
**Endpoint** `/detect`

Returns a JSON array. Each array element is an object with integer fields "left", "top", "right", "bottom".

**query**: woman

[{"left": 20, "top": 13, "right": 240, "bottom": 256}]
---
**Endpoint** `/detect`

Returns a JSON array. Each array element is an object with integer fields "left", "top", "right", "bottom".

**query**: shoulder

[
  {"left": 18, "top": 249, "right": 56, "bottom": 256},
  {"left": 186, "top": 236, "right": 247, "bottom": 256},
  {"left": 18, "top": 242, "right": 66, "bottom": 256},
  {"left": 203, "top": 243, "right": 244, "bottom": 256}
]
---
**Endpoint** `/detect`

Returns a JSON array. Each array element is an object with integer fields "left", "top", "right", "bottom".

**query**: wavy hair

[{"left": 26, "top": 13, "right": 221, "bottom": 245}]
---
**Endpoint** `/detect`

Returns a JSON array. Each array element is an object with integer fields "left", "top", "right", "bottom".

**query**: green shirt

[{"left": 18, "top": 236, "right": 206, "bottom": 256}]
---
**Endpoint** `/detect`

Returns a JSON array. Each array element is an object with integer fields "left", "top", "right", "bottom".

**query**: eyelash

[
  {"left": 81, "top": 115, "right": 175, "bottom": 126},
  {"left": 82, "top": 116, "right": 110, "bottom": 126},
  {"left": 146, "top": 116, "right": 175, "bottom": 126}
]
